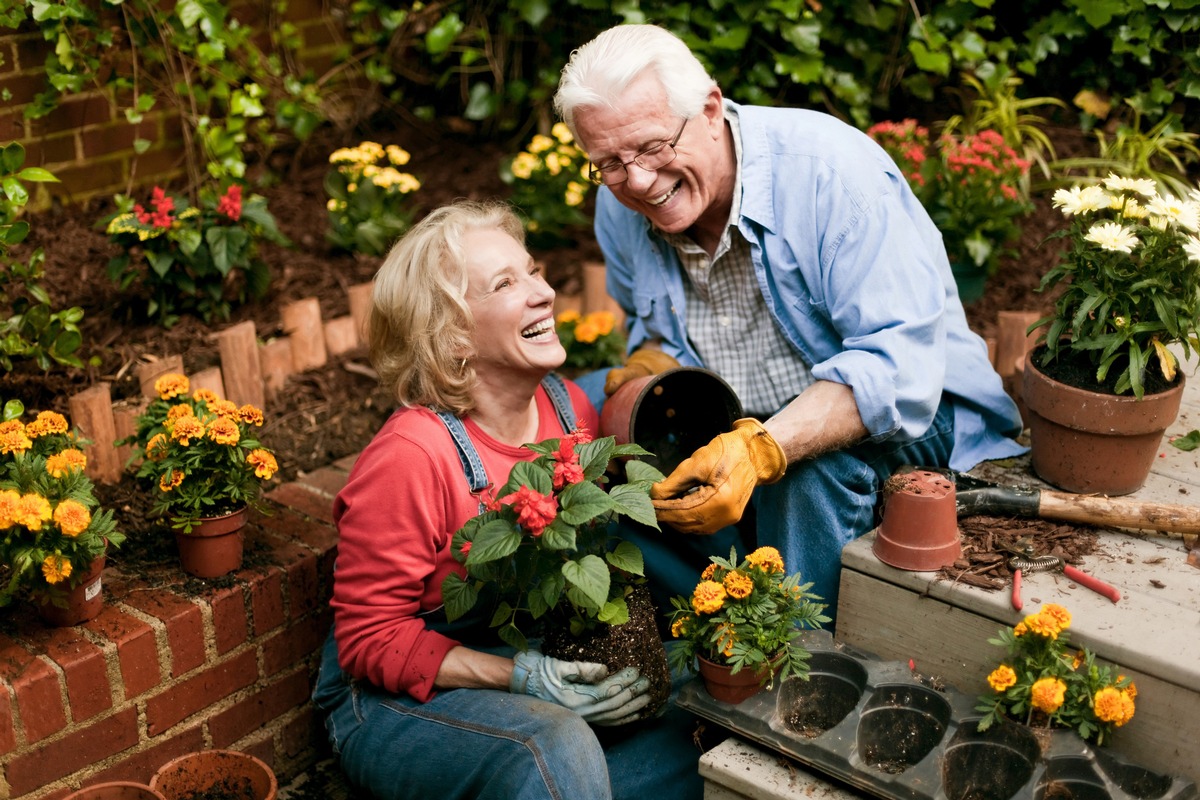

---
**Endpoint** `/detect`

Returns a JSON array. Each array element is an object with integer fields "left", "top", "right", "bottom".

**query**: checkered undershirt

[{"left": 658, "top": 108, "right": 814, "bottom": 418}]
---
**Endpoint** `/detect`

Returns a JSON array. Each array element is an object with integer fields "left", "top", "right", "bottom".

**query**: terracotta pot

[
  {"left": 1022, "top": 355, "right": 1185, "bottom": 495},
  {"left": 873, "top": 469, "right": 962, "bottom": 571},
  {"left": 37, "top": 554, "right": 106, "bottom": 627},
  {"left": 599, "top": 366, "right": 742, "bottom": 475},
  {"left": 150, "top": 749, "right": 277, "bottom": 800},
  {"left": 175, "top": 507, "right": 248, "bottom": 578},
  {"left": 64, "top": 782, "right": 166, "bottom": 800},
  {"left": 697, "top": 655, "right": 772, "bottom": 705}
]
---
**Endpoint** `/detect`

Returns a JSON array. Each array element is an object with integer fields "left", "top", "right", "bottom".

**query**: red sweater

[{"left": 331, "top": 382, "right": 599, "bottom": 701}]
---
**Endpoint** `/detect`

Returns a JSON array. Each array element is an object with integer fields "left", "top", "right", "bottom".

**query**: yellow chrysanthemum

[
  {"left": 1013, "top": 620, "right": 1028, "bottom": 637},
  {"left": 1030, "top": 677, "right": 1067, "bottom": 714},
  {"left": 747, "top": 546, "right": 785, "bottom": 574},
  {"left": 207, "top": 416, "right": 240, "bottom": 446},
  {"left": 166, "top": 404, "right": 194, "bottom": 427},
  {"left": 723, "top": 570, "right": 753, "bottom": 599},
  {"left": 53, "top": 498, "right": 91, "bottom": 537},
  {"left": 386, "top": 144, "right": 411, "bottom": 166},
  {"left": 565, "top": 182, "right": 586, "bottom": 207},
  {"left": 528, "top": 134, "right": 554, "bottom": 154},
  {"left": 247, "top": 449, "right": 278, "bottom": 479},
  {"left": 236, "top": 405, "right": 265, "bottom": 426},
  {"left": 41, "top": 554, "right": 72, "bottom": 585},
  {"left": 511, "top": 152, "right": 538, "bottom": 180},
  {"left": 210, "top": 399, "right": 238, "bottom": 417},
  {"left": 45, "top": 448, "right": 87, "bottom": 478},
  {"left": 155, "top": 373, "right": 190, "bottom": 400},
  {"left": 987, "top": 665, "right": 1017, "bottom": 692},
  {"left": 171, "top": 415, "right": 205, "bottom": 446},
  {"left": 193, "top": 388, "right": 219, "bottom": 404},
  {"left": 26, "top": 410, "right": 69, "bottom": 437},
  {"left": 691, "top": 580, "right": 727, "bottom": 615},
  {"left": 159, "top": 470, "right": 184, "bottom": 492},
  {"left": 0, "top": 489, "right": 20, "bottom": 528},
  {"left": 16, "top": 493, "right": 53, "bottom": 530},
  {"left": 551, "top": 122, "right": 573, "bottom": 145}
]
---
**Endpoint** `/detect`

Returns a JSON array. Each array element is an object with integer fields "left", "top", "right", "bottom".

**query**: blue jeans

[
  {"left": 312, "top": 633, "right": 705, "bottom": 800},
  {"left": 622, "top": 398, "right": 956, "bottom": 629}
]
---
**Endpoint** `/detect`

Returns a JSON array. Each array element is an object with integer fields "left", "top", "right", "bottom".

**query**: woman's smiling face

[{"left": 463, "top": 227, "right": 565, "bottom": 378}]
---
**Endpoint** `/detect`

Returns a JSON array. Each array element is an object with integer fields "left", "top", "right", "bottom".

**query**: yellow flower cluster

[
  {"left": 1013, "top": 602, "right": 1071, "bottom": 640},
  {"left": 692, "top": 580, "right": 727, "bottom": 614},
  {"left": 746, "top": 546, "right": 785, "bottom": 574},
  {"left": 1092, "top": 685, "right": 1136, "bottom": 727},
  {"left": 1031, "top": 677, "right": 1067, "bottom": 714},
  {"left": 0, "top": 411, "right": 71, "bottom": 455},
  {"left": 328, "top": 141, "right": 421, "bottom": 196},
  {"left": 556, "top": 310, "right": 616, "bottom": 344},
  {"left": 510, "top": 123, "right": 591, "bottom": 207}
]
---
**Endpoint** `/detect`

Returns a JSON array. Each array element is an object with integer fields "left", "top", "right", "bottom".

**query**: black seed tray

[{"left": 677, "top": 630, "right": 1197, "bottom": 800}]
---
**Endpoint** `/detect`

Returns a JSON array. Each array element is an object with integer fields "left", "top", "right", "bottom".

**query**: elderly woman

[{"left": 312, "top": 200, "right": 703, "bottom": 800}]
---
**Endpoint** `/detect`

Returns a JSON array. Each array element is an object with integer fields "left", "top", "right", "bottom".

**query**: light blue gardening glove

[{"left": 509, "top": 651, "right": 652, "bottom": 726}]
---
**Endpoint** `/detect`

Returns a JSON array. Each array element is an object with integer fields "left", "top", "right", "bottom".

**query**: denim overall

[{"left": 312, "top": 375, "right": 705, "bottom": 800}]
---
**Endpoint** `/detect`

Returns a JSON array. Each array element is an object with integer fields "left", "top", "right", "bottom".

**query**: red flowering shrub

[{"left": 443, "top": 429, "right": 663, "bottom": 650}]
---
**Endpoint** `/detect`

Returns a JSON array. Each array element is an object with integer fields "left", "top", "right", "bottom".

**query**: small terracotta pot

[
  {"left": 64, "top": 782, "right": 166, "bottom": 800},
  {"left": 599, "top": 367, "right": 742, "bottom": 475},
  {"left": 175, "top": 507, "right": 248, "bottom": 579},
  {"left": 38, "top": 554, "right": 106, "bottom": 627},
  {"left": 697, "top": 655, "right": 770, "bottom": 705},
  {"left": 150, "top": 749, "right": 277, "bottom": 800},
  {"left": 873, "top": 470, "right": 962, "bottom": 571}
]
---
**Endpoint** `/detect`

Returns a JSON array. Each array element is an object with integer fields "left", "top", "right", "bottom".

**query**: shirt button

[{"left": 719, "top": 316, "right": 731, "bottom": 327}]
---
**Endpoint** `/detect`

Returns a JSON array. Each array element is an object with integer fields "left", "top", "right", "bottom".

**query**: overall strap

[
  {"left": 433, "top": 410, "right": 490, "bottom": 505},
  {"left": 541, "top": 372, "right": 577, "bottom": 433}
]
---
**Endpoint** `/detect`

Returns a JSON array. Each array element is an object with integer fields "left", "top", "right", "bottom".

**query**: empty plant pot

[
  {"left": 64, "top": 783, "right": 166, "bottom": 800},
  {"left": 1036, "top": 757, "right": 1112, "bottom": 800},
  {"left": 942, "top": 718, "right": 1040, "bottom": 800},
  {"left": 774, "top": 651, "right": 868, "bottom": 739},
  {"left": 150, "top": 749, "right": 277, "bottom": 800},
  {"left": 599, "top": 367, "right": 742, "bottom": 475},
  {"left": 856, "top": 683, "right": 952, "bottom": 774},
  {"left": 873, "top": 469, "right": 962, "bottom": 571}
]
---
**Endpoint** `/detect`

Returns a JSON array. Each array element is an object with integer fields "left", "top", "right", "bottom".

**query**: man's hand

[
  {"left": 650, "top": 418, "right": 786, "bottom": 533},
  {"left": 604, "top": 348, "right": 680, "bottom": 396},
  {"left": 509, "top": 651, "right": 652, "bottom": 726}
]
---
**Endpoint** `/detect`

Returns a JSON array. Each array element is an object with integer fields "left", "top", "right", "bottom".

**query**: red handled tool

[{"left": 1002, "top": 540, "right": 1121, "bottom": 611}]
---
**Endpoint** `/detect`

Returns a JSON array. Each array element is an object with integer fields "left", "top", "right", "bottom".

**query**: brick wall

[
  {"left": 0, "top": 1, "right": 343, "bottom": 206},
  {"left": 0, "top": 458, "right": 353, "bottom": 799}
]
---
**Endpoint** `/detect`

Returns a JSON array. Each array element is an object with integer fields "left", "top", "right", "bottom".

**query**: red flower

[
  {"left": 501, "top": 485, "right": 558, "bottom": 536},
  {"left": 217, "top": 184, "right": 243, "bottom": 221},
  {"left": 553, "top": 460, "right": 585, "bottom": 490},
  {"left": 459, "top": 541, "right": 472, "bottom": 557}
]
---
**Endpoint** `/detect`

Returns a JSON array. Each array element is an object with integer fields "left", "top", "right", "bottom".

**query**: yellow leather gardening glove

[
  {"left": 604, "top": 348, "right": 681, "bottom": 396},
  {"left": 650, "top": 418, "right": 787, "bottom": 534}
]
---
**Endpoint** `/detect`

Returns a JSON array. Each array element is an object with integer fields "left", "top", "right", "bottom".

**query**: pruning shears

[{"left": 999, "top": 539, "right": 1122, "bottom": 612}]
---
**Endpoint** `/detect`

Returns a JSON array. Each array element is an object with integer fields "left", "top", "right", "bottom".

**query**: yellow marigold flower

[
  {"left": 716, "top": 622, "right": 737, "bottom": 657},
  {"left": 237, "top": 405, "right": 265, "bottom": 426},
  {"left": 556, "top": 309, "right": 582, "bottom": 325},
  {"left": 1040, "top": 603, "right": 1071, "bottom": 632},
  {"left": 747, "top": 546, "right": 785, "bottom": 573},
  {"left": 171, "top": 415, "right": 205, "bottom": 446},
  {"left": 0, "top": 426, "right": 32, "bottom": 455},
  {"left": 0, "top": 419, "right": 22, "bottom": 436},
  {"left": 700, "top": 563, "right": 717, "bottom": 581},
  {"left": 1072, "top": 650, "right": 1085, "bottom": 670},
  {"left": 0, "top": 489, "right": 20, "bottom": 528},
  {"left": 46, "top": 448, "right": 87, "bottom": 478},
  {"left": 42, "top": 554, "right": 72, "bottom": 585},
  {"left": 53, "top": 498, "right": 91, "bottom": 537},
  {"left": 210, "top": 399, "right": 238, "bottom": 417},
  {"left": 574, "top": 319, "right": 600, "bottom": 344},
  {"left": 155, "top": 373, "right": 190, "bottom": 400},
  {"left": 16, "top": 493, "right": 53, "bottom": 530},
  {"left": 723, "top": 570, "right": 754, "bottom": 599},
  {"left": 551, "top": 122, "right": 573, "bottom": 144},
  {"left": 1024, "top": 612, "right": 1061, "bottom": 640},
  {"left": 1030, "top": 677, "right": 1067, "bottom": 714},
  {"left": 1013, "top": 620, "right": 1028, "bottom": 637},
  {"left": 1117, "top": 691, "right": 1135, "bottom": 725},
  {"left": 588, "top": 311, "right": 615, "bottom": 337},
  {"left": 692, "top": 580, "right": 727, "bottom": 615},
  {"left": 1119, "top": 677, "right": 1137, "bottom": 699},
  {"left": 193, "top": 388, "right": 219, "bottom": 404},
  {"left": 208, "top": 416, "right": 240, "bottom": 446},
  {"left": 670, "top": 616, "right": 691, "bottom": 638},
  {"left": 166, "top": 404, "right": 193, "bottom": 427},
  {"left": 247, "top": 449, "right": 278, "bottom": 479},
  {"left": 1093, "top": 686, "right": 1125, "bottom": 723},
  {"left": 26, "top": 410, "right": 69, "bottom": 437},
  {"left": 159, "top": 470, "right": 184, "bottom": 492},
  {"left": 987, "top": 665, "right": 1017, "bottom": 692},
  {"left": 146, "top": 433, "right": 169, "bottom": 461}
]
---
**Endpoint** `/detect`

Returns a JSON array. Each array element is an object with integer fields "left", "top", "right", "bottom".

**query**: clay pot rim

[
  {"left": 150, "top": 748, "right": 277, "bottom": 800},
  {"left": 1026, "top": 349, "right": 1186, "bottom": 403},
  {"left": 63, "top": 781, "right": 167, "bottom": 800}
]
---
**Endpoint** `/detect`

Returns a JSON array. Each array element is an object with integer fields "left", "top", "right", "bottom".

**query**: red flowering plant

[
  {"left": 0, "top": 399, "right": 123, "bottom": 611},
  {"left": 976, "top": 603, "right": 1137, "bottom": 745},
  {"left": 442, "top": 428, "right": 663, "bottom": 651},
  {"left": 103, "top": 182, "right": 289, "bottom": 326},
  {"left": 867, "top": 120, "right": 1032, "bottom": 278}
]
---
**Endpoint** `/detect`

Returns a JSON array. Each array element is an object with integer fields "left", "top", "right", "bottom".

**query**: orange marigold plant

[
  {"left": 666, "top": 546, "right": 828, "bottom": 690},
  {"left": 976, "top": 603, "right": 1136, "bottom": 745},
  {"left": 555, "top": 309, "right": 627, "bottom": 371}
]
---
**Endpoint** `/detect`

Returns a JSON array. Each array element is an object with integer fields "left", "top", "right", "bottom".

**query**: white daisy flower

[
  {"left": 1052, "top": 185, "right": 1109, "bottom": 216},
  {"left": 1101, "top": 173, "right": 1158, "bottom": 198},
  {"left": 1145, "top": 194, "right": 1200, "bottom": 232},
  {"left": 1184, "top": 236, "right": 1200, "bottom": 264},
  {"left": 1084, "top": 221, "right": 1139, "bottom": 253}
]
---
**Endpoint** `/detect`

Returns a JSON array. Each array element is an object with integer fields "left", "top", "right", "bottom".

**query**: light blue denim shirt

[{"left": 595, "top": 102, "right": 1025, "bottom": 472}]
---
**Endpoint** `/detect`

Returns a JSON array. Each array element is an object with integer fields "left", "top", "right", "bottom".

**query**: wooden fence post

[
  {"left": 217, "top": 320, "right": 265, "bottom": 408},
  {"left": 347, "top": 282, "right": 373, "bottom": 347},
  {"left": 281, "top": 298, "right": 327, "bottom": 372},
  {"left": 259, "top": 338, "right": 294, "bottom": 401},
  {"left": 136, "top": 356, "right": 186, "bottom": 400},
  {"left": 68, "top": 384, "right": 121, "bottom": 484}
]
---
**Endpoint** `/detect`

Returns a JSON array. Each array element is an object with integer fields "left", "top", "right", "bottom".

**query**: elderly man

[{"left": 554, "top": 24, "right": 1024, "bottom": 620}]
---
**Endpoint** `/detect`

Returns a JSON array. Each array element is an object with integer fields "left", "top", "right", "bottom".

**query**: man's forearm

[{"left": 763, "top": 380, "right": 868, "bottom": 465}]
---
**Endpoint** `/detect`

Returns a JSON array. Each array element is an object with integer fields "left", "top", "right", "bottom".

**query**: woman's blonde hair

[{"left": 368, "top": 199, "right": 525, "bottom": 416}]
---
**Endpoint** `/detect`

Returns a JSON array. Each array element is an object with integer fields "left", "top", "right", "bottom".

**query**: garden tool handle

[
  {"left": 1061, "top": 564, "right": 1121, "bottom": 604},
  {"left": 1011, "top": 568, "right": 1023, "bottom": 612},
  {"left": 1036, "top": 491, "right": 1200, "bottom": 536}
]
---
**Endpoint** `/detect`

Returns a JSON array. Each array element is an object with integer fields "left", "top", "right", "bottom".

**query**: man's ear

[{"left": 701, "top": 87, "right": 725, "bottom": 138}]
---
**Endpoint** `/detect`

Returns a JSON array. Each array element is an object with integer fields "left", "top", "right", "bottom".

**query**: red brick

[
  {"left": 0, "top": 71, "right": 43, "bottom": 107},
  {"left": 0, "top": 41, "right": 14, "bottom": 74},
  {"left": 145, "top": 648, "right": 258, "bottom": 735},
  {"left": 122, "top": 588, "right": 205, "bottom": 677},
  {"left": 0, "top": 638, "right": 67, "bottom": 743},
  {"left": 0, "top": 109, "right": 25, "bottom": 141},
  {"left": 4, "top": 707, "right": 138, "bottom": 797},
  {"left": 249, "top": 532, "right": 321, "bottom": 621},
  {"left": 295, "top": 464, "right": 351, "bottom": 502},
  {"left": 210, "top": 585, "right": 249, "bottom": 655},
  {"left": 247, "top": 566, "right": 286, "bottom": 636},
  {"left": 0, "top": 682, "right": 16, "bottom": 756},
  {"left": 283, "top": 0, "right": 327, "bottom": 20},
  {"left": 44, "top": 633, "right": 112, "bottom": 722},
  {"left": 281, "top": 705, "right": 320, "bottom": 760},
  {"left": 244, "top": 737, "right": 276, "bottom": 770},
  {"left": 81, "top": 118, "right": 159, "bottom": 159},
  {"left": 14, "top": 35, "right": 48, "bottom": 71},
  {"left": 265, "top": 482, "right": 335, "bottom": 524},
  {"left": 209, "top": 668, "right": 311, "bottom": 747},
  {"left": 129, "top": 144, "right": 186, "bottom": 180},
  {"left": 262, "top": 611, "right": 330, "bottom": 678},
  {"left": 297, "top": 18, "right": 341, "bottom": 49},
  {"left": 85, "top": 724, "right": 205, "bottom": 787},
  {"left": 20, "top": 132, "right": 77, "bottom": 166},
  {"left": 40, "top": 789, "right": 70, "bottom": 800},
  {"left": 28, "top": 93, "right": 113, "bottom": 136},
  {"left": 47, "top": 157, "right": 126, "bottom": 200},
  {"left": 84, "top": 606, "right": 162, "bottom": 700}
]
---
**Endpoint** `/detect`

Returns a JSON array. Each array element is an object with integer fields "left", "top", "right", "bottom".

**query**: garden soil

[{"left": 8, "top": 117, "right": 1097, "bottom": 580}]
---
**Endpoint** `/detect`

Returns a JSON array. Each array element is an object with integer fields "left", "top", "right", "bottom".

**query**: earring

[{"left": 460, "top": 358, "right": 468, "bottom": 371}]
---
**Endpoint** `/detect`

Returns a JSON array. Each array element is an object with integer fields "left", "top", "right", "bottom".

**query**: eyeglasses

[{"left": 587, "top": 118, "right": 689, "bottom": 186}]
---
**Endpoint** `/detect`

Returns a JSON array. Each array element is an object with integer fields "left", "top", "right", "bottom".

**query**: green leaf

[
  {"left": 1171, "top": 430, "right": 1200, "bottom": 451},
  {"left": 624, "top": 459, "right": 665, "bottom": 484},
  {"left": 425, "top": 12, "right": 463, "bottom": 55},
  {"left": 562, "top": 554, "right": 610, "bottom": 610},
  {"left": 206, "top": 226, "right": 249, "bottom": 276},
  {"left": 598, "top": 596, "right": 630, "bottom": 625},
  {"left": 465, "top": 518, "right": 522, "bottom": 566},
  {"left": 608, "top": 483, "right": 659, "bottom": 528},
  {"left": 539, "top": 518, "right": 576, "bottom": 551},
  {"left": 558, "top": 480, "right": 612, "bottom": 526},
  {"left": 606, "top": 540, "right": 644, "bottom": 576},
  {"left": 15, "top": 167, "right": 58, "bottom": 183},
  {"left": 440, "top": 572, "right": 477, "bottom": 621}
]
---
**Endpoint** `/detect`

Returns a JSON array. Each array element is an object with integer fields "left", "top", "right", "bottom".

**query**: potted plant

[
  {"left": 867, "top": 119, "right": 1033, "bottom": 302},
  {"left": 665, "top": 546, "right": 828, "bottom": 704},
  {"left": 554, "top": 309, "right": 626, "bottom": 373},
  {"left": 441, "top": 427, "right": 674, "bottom": 717},
  {"left": 0, "top": 399, "right": 124, "bottom": 625},
  {"left": 1023, "top": 176, "right": 1200, "bottom": 494},
  {"left": 127, "top": 373, "right": 279, "bottom": 577},
  {"left": 499, "top": 123, "right": 593, "bottom": 249},
  {"left": 976, "top": 603, "right": 1136, "bottom": 747}
]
